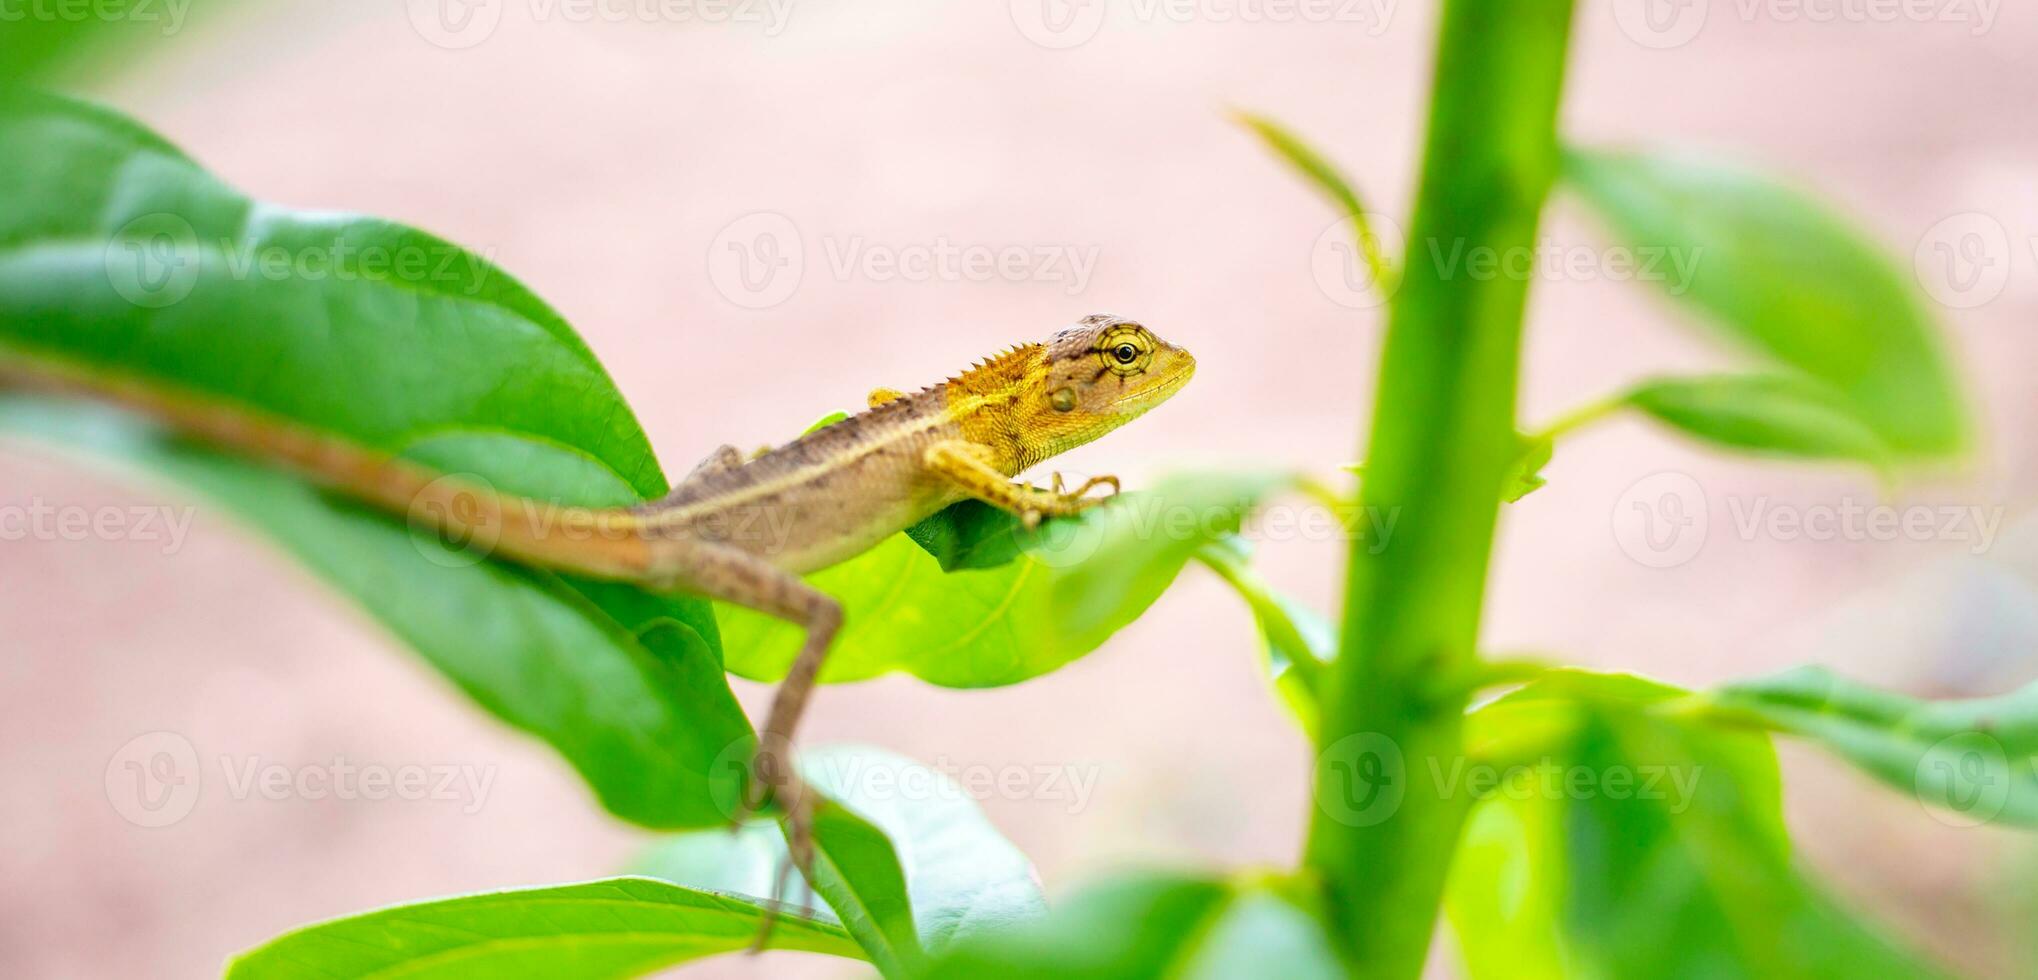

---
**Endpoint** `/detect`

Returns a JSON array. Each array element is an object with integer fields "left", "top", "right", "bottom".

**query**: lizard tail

[{"left": 0, "top": 347, "right": 659, "bottom": 580}]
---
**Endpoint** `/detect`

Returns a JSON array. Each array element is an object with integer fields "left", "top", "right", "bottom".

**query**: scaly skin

[{"left": 0, "top": 313, "right": 1195, "bottom": 865}]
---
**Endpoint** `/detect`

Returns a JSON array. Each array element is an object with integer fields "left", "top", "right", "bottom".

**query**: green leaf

[
  {"left": 225, "top": 877, "right": 864, "bottom": 979},
  {"left": 1444, "top": 790, "right": 1572, "bottom": 980},
  {"left": 637, "top": 745, "right": 1047, "bottom": 971},
  {"left": 1710, "top": 666, "right": 2038, "bottom": 827},
  {"left": 1450, "top": 672, "right": 1947, "bottom": 979},
  {"left": 0, "top": 4, "right": 242, "bottom": 84},
  {"left": 1625, "top": 374, "right": 1894, "bottom": 468},
  {"left": 919, "top": 871, "right": 1342, "bottom": 979},
  {"left": 633, "top": 822, "right": 810, "bottom": 915},
  {"left": 803, "top": 410, "right": 852, "bottom": 434},
  {"left": 806, "top": 796, "right": 923, "bottom": 976},
  {"left": 905, "top": 499, "right": 1031, "bottom": 573},
  {"left": 1562, "top": 147, "right": 1965, "bottom": 458},
  {"left": 1233, "top": 110, "right": 1397, "bottom": 295},
  {"left": 803, "top": 745, "right": 1047, "bottom": 952},
  {"left": 1193, "top": 539, "right": 1331, "bottom": 733},
  {"left": 1502, "top": 432, "right": 1554, "bottom": 502},
  {"left": 719, "top": 471, "right": 1293, "bottom": 687},
  {"left": 0, "top": 93, "right": 752, "bottom": 828}
]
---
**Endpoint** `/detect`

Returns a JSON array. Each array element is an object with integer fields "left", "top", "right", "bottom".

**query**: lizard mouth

[{"left": 1113, "top": 358, "right": 1194, "bottom": 410}]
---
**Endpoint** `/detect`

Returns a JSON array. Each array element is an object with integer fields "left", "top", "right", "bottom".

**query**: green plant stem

[
  {"left": 1525, "top": 390, "right": 1627, "bottom": 445},
  {"left": 1304, "top": 1, "right": 1577, "bottom": 975}
]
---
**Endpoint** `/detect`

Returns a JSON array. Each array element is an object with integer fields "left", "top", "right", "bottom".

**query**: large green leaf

[
  {"left": 719, "top": 471, "right": 1293, "bottom": 687},
  {"left": 224, "top": 877, "right": 865, "bottom": 979},
  {"left": 638, "top": 745, "right": 1048, "bottom": 971},
  {"left": 1444, "top": 786, "right": 1572, "bottom": 980},
  {"left": 918, "top": 871, "right": 1342, "bottom": 979},
  {"left": 1710, "top": 666, "right": 2038, "bottom": 827},
  {"left": 803, "top": 745, "right": 1047, "bottom": 952},
  {"left": 1449, "top": 672, "right": 1946, "bottom": 979},
  {"left": 0, "top": 93, "right": 752, "bottom": 828},
  {"left": 1624, "top": 374, "right": 1893, "bottom": 469},
  {"left": 1562, "top": 147, "right": 1964, "bottom": 458}
]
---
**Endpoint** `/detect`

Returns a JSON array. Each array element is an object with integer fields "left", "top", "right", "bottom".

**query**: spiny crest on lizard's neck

[{"left": 945, "top": 343, "right": 1046, "bottom": 399}]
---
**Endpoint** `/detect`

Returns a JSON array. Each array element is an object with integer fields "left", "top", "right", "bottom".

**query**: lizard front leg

[
  {"left": 924, "top": 439, "right": 1117, "bottom": 528},
  {"left": 867, "top": 387, "right": 906, "bottom": 408}
]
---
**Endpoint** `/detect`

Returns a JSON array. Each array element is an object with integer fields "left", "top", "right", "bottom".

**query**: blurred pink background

[{"left": 5, "top": 1, "right": 2038, "bottom": 975}]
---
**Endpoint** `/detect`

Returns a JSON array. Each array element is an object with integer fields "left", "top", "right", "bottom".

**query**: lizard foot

[
  {"left": 737, "top": 739, "right": 817, "bottom": 953},
  {"left": 1018, "top": 474, "right": 1121, "bottom": 529},
  {"left": 1051, "top": 472, "right": 1121, "bottom": 501}
]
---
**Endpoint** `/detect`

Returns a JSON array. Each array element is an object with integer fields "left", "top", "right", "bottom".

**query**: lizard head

[{"left": 1024, "top": 313, "right": 1195, "bottom": 458}]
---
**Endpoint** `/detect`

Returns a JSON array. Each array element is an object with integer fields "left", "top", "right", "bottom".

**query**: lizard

[{"left": 0, "top": 312, "right": 1195, "bottom": 858}]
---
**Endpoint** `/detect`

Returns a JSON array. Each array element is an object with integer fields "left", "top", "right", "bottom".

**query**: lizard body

[{"left": 0, "top": 312, "right": 1195, "bottom": 850}]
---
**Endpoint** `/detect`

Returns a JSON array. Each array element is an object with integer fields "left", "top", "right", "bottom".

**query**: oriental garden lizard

[{"left": 0, "top": 313, "right": 1196, "bottom": 864}]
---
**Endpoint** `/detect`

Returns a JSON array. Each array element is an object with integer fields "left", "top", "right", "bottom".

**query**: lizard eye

[
  {"left": 1050, "top": 387, "right": 1077, "bottom": 412},
  {"left": 1112, "top": 343, "right": 1140, "bottom": 365}
]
